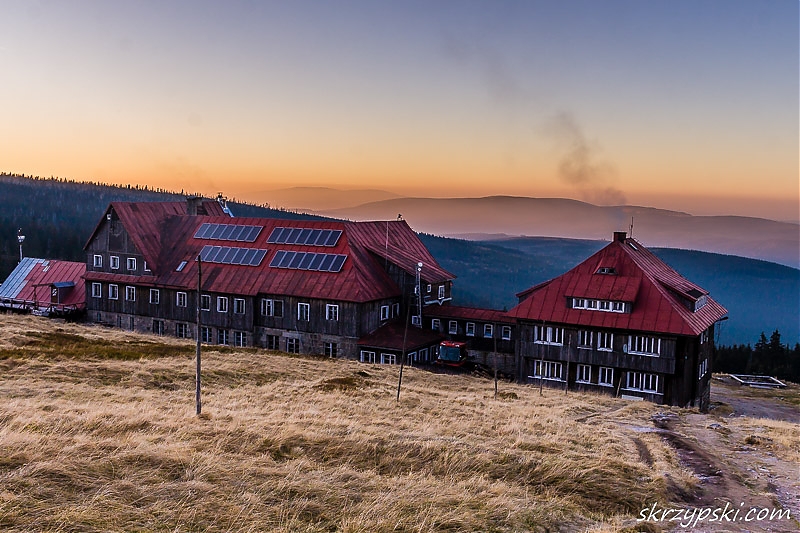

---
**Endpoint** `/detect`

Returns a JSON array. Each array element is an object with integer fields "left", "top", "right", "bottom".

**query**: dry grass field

[{"left": 0, "top": 315, "right": 797, "bottom": 532}]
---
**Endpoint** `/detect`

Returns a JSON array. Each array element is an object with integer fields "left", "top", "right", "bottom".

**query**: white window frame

[
  {"left": 628, "top": 335, "right": 661, "bottom": 356},
  {"left": 438, "top": 285, "right": 445, "bottom": 299},
  {"left": 93, "top": 255, "right": 102, "bottom": 268},
  {"left": 426, "top": 284, "right": 432, "bottom": 293},
  {"left": 382, "top": 353, "right": 397, "bottom": 365},
  {"left": 260, "top": 298, "right": 283, "bottom": 317},
  {"left": 484, "top": 324, "right": 493, "bottom": 338},
  {"left": 431, "top": 318, "right": 441, "bottom": 331},
  {"left": 149, "top": 288, "right": 160, "bottom": 304},
  {"left": 91, "top": 282, "right": 102, "bottom": 298},
  {"left": 597, "top": 332, "right": 613, "bottom": 351},
  {"left": 577, "top": 330, "right": 593, "bottom": 349},
  {"left": 380, "top": 305, "right": 389, "bottom": 321},
  {"left": 448, "top": 320, "right": 458, "bottom": 334},
  {"left": 298, "top": 302, "right": 310, "bottom": 321},
  {"left": 200, "top": 294, "right": 211, "bottom": 311},
  {"left": 108, "top": 284, "right": 118, "bottom": 300},
  {"left": 286, "top": 337, "right": 299, "bottom": 354},
  {"left": 126, "top": 257, "right": 136, "bottom": 271},
  {"left": 698, "top": 358, "right": 708, "bottom": 379},
  {"left": 360, "top": 350, "right": 377, "bottom": 363},
  {"left": 391, "top": 303, "right": 400, "bottom": 317},
  {"left": 233, "top": 298, "right": 246, "bottom": 314},
  {"left": 501, "top": 325, "right": 512, "bottom": 340},
  {"left": 324, "top": 342, "right": 338, "bottom": 358},
  {"left": 534, "top": 325, "right": 564, "bottom": 345},
  {"left": 152, "top": 319, "right": 164, "bottom": 336},
  {"left": 200, "top": 326, "right": 212, "bottom": 343},
  {"left": 233, "top": 331, "right": 246, "bottom": 347},
  {"left": 598, "top": 367, "right": 614, "bottom": 386},
  {"left": 176, "top": 323, "right": 190, "bottom": 339},
  {"left": 176, "top": 292, "right": 187, "bottom": 308},
  {"left": 110, "top": 256, "right": 120, "bottom": 270},
  {"left": 217, "top": 329, "right": 229, "bottom": 345},
  {"left": 143, "top": 261, "right": 150, "bottom": 272},
  {"left": 326, "top": 304, "right": 339, "bottom": 321},
  {"left": 625, "top": 372, "right": 660, "bottom": 393},
  {"left": 466, "top": 322, "right": 475, "bottom": 336},
  {"left": 532, "top": 360, "right": 564, "bottom": 381},
  {"left": 125, "top": 286, "right": 136, "bottom": 302},
  {"left": 576, "top": 364, "right": 591, "bottom": 383},
  {"left": 217, "top": 296, "right": 228, "bottom": 313}
]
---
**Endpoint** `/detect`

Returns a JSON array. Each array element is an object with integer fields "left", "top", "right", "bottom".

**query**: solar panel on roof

[
  {"left": 195, "top": 223, "right": 263, "bottom": 243},
  {"left": 265, "top": 227, "right": 341, "bottom": 247},
  {"left": 198, "top": 245, "right": 268, "bottom": 266},
  {"left": 314, "top": 229, "right": 331, "bottom": 246},
  {"left": 268, "top": 250, "right": 347, "bottom": 273},
  {"left": 324, "top": 230, "right": 342, "bottom": 246}
]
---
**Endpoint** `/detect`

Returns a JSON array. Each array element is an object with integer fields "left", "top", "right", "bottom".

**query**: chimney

[
  {"left": 186, "top": 196, "right": 203, "bottom": 216},
  {"left": 613, "top": 231, "right": 627, "bottom": 242}
]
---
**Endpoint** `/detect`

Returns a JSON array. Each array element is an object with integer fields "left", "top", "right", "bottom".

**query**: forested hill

[
  {"left": 2, "top": 174, "right": 797, "bottom": 346},
  {"left": 0, "top": 173, "right": 316, "bottom": 278}
]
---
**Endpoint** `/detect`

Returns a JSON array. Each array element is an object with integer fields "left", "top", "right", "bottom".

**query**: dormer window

[{"left": 596, "top": 267, "right": 616, "bottom": 275}]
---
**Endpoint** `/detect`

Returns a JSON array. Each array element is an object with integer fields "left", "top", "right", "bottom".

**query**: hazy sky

[{"left": 1, "top": 1, "right": 797, "bottom": 220}]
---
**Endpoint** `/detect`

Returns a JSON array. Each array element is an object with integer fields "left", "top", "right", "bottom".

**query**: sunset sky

[{"left": 1, "top": 1, "right": 797, "bottom": 221}]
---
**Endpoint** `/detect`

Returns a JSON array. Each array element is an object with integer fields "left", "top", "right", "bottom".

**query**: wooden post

[
  {"left": 565, "top": 334, "right": 571, "bottom": 395},
  {"left": 493, "top": 325, "right": 498, "bottom": 399},
  {"left": 539, "top": 321, "right": 546, "bottom": 397},
  {"left": 195, "top": 255, "right": 202, "bottom": 416},
  {"left": 396, "top": 293, "right": 412, "bottom": 402}
]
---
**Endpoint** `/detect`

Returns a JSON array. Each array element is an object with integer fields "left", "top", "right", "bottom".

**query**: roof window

[{"left": 596, "top": 267, "right": 616, "bottom": 275}]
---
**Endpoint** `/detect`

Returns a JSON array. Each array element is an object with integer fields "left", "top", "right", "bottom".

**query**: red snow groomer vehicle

[{"left": 436, "top": 340, "right": 468, "bottom": 367}]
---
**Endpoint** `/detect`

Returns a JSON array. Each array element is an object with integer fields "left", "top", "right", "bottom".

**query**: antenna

[
  {"left": 629, "top": 216, "right": 634, "bottom": 238},
  {"left": 17, "top": 228, "right": 25, "bottom": 264}
]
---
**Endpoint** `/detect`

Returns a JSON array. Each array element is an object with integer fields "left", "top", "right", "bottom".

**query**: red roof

[
  {"left": 84, "top": 202, "right": 454, "bottom": 304},
  {"left": 358, "top": 320, "right": 444, "bottom": 351},
  {"left": 507, "top": 235, "right": 728, "bottom": 337},
  {"left": 425, "top": 304, "right": 514, "bottom": 324},
  {"left": 0, "top": 258, "right": 85, "bottom": 310}
]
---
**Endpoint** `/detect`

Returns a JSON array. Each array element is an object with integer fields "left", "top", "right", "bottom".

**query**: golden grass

[{"left": 0, "top": 314, "right": 713, "bottom": 531}]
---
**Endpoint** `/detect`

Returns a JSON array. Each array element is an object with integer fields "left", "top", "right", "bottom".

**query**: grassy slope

[{"left": 0, "top": 315, "right": 692, "bottom": 532}]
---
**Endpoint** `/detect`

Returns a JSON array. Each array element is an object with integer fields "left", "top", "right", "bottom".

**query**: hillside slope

[{"left": 0, "top": 315, "right": 797, "bottom": 532}]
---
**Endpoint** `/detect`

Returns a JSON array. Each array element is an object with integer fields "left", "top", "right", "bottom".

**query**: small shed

[{"left": 0, "top": 258, "right": 86, "bottom": 316}]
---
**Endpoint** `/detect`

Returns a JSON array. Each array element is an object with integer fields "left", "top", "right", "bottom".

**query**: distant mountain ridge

[{"left": 318, "top": 196, "right": 800, "bottom": 268}]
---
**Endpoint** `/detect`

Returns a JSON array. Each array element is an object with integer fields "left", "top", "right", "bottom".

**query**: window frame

[
  {"left": 597, "top": 332, "right": 613, "bottom": 351},
  {"left": 125, "top": 286, "right": 136, "bottom": 302},
  {"left": 380, "top": 305, "right": 389, "bottom": 321},
  {"left": 598, "top": 367, "right": 614, "bottom": 387},
  {"left": 110, "top": 256, "right": 120, "bottom": 270},
  {"left": 93, "top": 255, "right": 102, "bottom": 268},
  {"left": 152, "top": 319, "right": 164, "bottom": 336},
  {"left": 431, "top": 318, "right": 441, "bottom": 331},
  {"left": 438, "top": 285, "right": 445, "bottom": 299},
  {"left": 324, "top": 342, "right": 338, "bottom": 358},
  {"left": 448, "top": 320, "right": 458, "bottom": 335},
  {"left": 297, "top": 302, "right": 310, "bottom": 321},
  {"left": 217, "top": 329, "right": 229, "bottom": 345},
  {"left": 466, "top": 322, "right": 475, "bottom": 336},
  {"left": 176, "top": 291, "right": 187, "bottom": 308},
  {"left": 233, "top": 331, "right": 246, "bottom": 347},
  {"left": 91, "top": 282, "right": 102, "bottom": 298},
  {"left": 149, "top": 288, "right": 160, "bottom": 305},
  {"left": 108, "top": 284, "right": 119, "bottom": 300},
  {"left": 577, "top": 330, "right": 593, "bottom": 349},
  {"left": 483, "top": 324, "right": 493, "bottom": 338},
  {"left": 233, "top": 298, "right": 246, "bottom": 315},
  {"left": 576, "top": 364, "right": 591, "bottom": 383},
  {"left": 501, "top": 325, "right": 512, "bottom": 340},
  {"left": 126, "top": 257, "right": 136, "bottom": 271},
  {"left": 326, "top": 304, "right": 339, "bottom": 321},
  {"left": 200, "top": 294, "right": 211, "bottom": 311},
  {"left": 217, "top": 296, "right": 228, "bottom": 313}
]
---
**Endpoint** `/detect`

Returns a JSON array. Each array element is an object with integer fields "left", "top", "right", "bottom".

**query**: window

[
  {"left": 448, "top": 320, "right": 458, "bottom": 334},
  {"left": 380, "top": 305, "right": 389, "bottom": 321},
  {"left": 125, "top": 286, "right": 136, "bottom": 302},
  {"left": 200, "top": 326, "right": 212, "bottom": 343},
  {"left": 698, "top": 358, "right": 708, "bottom": 379},
  {"left": 598, "top": 367, "right": 614, "bottom": 386},
  {"left": 286, "top": 338, "right": 299, "bottom": 354},
  {"left": 217, "top": 296, "right": 228, "bottom": 313},
  {"left": 91, "top": 282, "right": 102, "bottom": 298},
  {"left": 466, "top": 322, "right": 475, "bottom": 336},
  {"left": 233, "top": 331, "right": 246, "bottom": 347},
  {"left": 233, "top": 298, "right": 245, "bottom": 314},
  {"left": 411, "top": 315, "right": 421, "bottom": 326},
  {"left": 597, "top": 332, "right": 613, "bottom": 351},
  {"left": 261, "top": 298, "right": 284, "bottom": 317},
  {"left": 200, "top": 294, "right": 211, "bottom": 311},
  {"left": 572, "top": 298, "right": 626, "bottom": 313},
  {"left": 128, "top": 316, "right": 134, "bottom": 330},
  {"left": 176, "top": 261, "right": 188, "bottom": 272},
  {"left": 438, "top": 285, "right": 446, "bottom": 299},
  {"left": 127, "top": 257, "right": 136, "bottom": 271},
  {"left": 577, "top": 330, "right": 593, "bottom": 349},
  {"left": 217, "top": 329, "right": 229, "bottom": 345},
  {"left": 534, "top": 326, "right": 563, "bottom": 345},
  {"left": 700, "top": 330, "right": 709, "bottom": 344},
  {"left": 612, "top": 302, "right": 625, "bottom": 312},
  {"left": 382, "top": 353, "right": 397, "bottom": 365},
  {"left": 93, "top": 255, "right": 102, "bottom": 268},
  {"left": 143, "top": 262, "right": 150, "bottom": 272},
  {"left": 176, "top": 292, "right": 187, "bottom": 307},
  {"left": 298, "top": 302, "right": 310, "bottom": 321},
  {"left": 110, "top": 256, "right": 120, "bottom": 270},
  {"left": 152, "top": 320, "right": 164, "bottom": 336},
  {"left": 326, "top": 304, "right": 339, "bottom": 321},
  {"left": 176, "top": 323, "right": 190, "bottom": 339},
  {"left": 391, "top": 303, "right": 400, "bottom": 317},
  {"left": 532, "top": 360, "right": 563, "bottom": 381},
  {"left": 599, "top": 300, "right": 611, "bottom": 311},
  {"left": 501, "top": 326, "right": 512, "bottom": 340},
  {"left": 426, "top": 284, "right": 432, "bottom": 293},
  {"left": 265, "top": 335, "right": 279, "bottom": 350},
  {"left": 360, "top": 350, "right": 377, "bottom": 363},
  {"left": 108, "top": 284, "right": 118, "bottom": 300},
  {"left": 576, "top": 364, "right": 591, "bottom": 383},
  {"left": 419, "top": 347, "right": 429, "bottom": 361},
  {"left": 324, "top": 342, "right": 338, "bottom": 358},
  {"left": 484, "top": 324, "right": 493, "bottom": 338},
  {"left": 431, "top": 318, "right": 441, "bottom": 331},
  {"left": 629, "top": 335, "right": 660, "bottom": 356},
  {"left": 626, "top": 372, "right": 660, "bottom": 393},
  {"left": 149, "top": 289, "right": 160, "bottom": 304}
]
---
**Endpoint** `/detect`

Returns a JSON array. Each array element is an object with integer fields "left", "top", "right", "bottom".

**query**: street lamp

[{"left": 17, "top": 228, "right": 25, "bottom": 263}]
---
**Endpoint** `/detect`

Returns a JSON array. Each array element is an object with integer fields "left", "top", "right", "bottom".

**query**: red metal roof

[
  {"left": 507, "top": 236, "right": 728, "bottom": 337},
  {"left": 425, "top": 304, "right": 514, "bottom": 324},
  {"left": 357, "top": 320, "right": 444, "bottom": 351},
  {"left": 85, "top": 204, "right": 453, "bottom": 304},
  {"left": 0, "top": 258, "right": 85, "bottom": 310}
]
